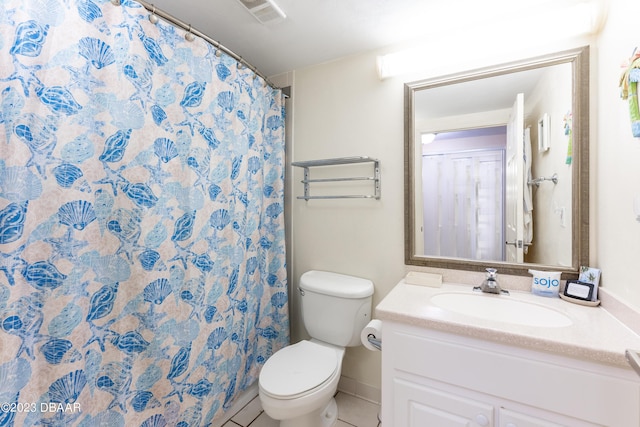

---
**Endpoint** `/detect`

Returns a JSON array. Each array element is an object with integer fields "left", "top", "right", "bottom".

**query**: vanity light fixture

[
  {"left": 235, "top": 0, "right": 286, "bottom": 25},
  {"left": 376, "top": 0, "right": 604, "bottom": 79},
  {"left": 376, "top": 48, "right": 430, "bottom": 80}
]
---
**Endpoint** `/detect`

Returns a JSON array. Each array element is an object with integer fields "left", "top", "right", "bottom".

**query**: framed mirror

[{"left": 404, "top": 46, "right": 589, "bottom": 277}]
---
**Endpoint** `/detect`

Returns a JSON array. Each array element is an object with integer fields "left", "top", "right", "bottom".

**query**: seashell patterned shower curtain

[{"left": 0, "top": 0, "right": 288, "bottom": 425}]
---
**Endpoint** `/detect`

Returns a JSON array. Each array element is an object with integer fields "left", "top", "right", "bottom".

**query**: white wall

[
  {"left": 289, "top": 52, "right": 406, "bottom": 392},
  {"left": 288, "top": 0, "right": 640, "bottom": 393},
  {"left": 594, "top": 0, "right": 640, "bottom": 309}
]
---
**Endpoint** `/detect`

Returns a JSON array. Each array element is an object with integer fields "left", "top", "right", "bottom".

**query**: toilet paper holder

[
  {"left": 367, "top": 334, "right": 382, "bottom": 351},
  {"left": 362, "top": 319, "right": 383, "bottom": 351}
]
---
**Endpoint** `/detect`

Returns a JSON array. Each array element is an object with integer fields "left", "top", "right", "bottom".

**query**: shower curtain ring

[
  {"left": 149, "top": 5, "right": 159, "bottom": 24},
  {"left": 110, "top": 0, "right": 121, "bottom": 5},
  {"left": 185, "top": 25, "right": 195, "bottom": 42}
]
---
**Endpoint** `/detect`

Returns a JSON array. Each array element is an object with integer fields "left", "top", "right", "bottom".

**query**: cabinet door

[
  {"left": 386, "top": 324, "right": 640, "bottom": 426},
  {"left": 499, "top": 408, "right": 599, "bottom": 427},
  {"left": 395, "top": 378, "right": 494, "bottom": 427}
]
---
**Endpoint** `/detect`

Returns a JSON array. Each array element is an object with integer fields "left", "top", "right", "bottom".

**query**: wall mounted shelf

[{"left": 291, "top": 156, "right": 381, "bottom": 200}]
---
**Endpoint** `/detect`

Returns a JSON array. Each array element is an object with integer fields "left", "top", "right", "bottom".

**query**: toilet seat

[{"left": 259, "top": 340, "right": 338, "bottom": 399}]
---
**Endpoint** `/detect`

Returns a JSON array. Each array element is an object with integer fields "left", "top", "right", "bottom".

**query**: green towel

[
  {"left": 619, "top": 53, "right": 640, "bottom": 137},
  {"left": 629, "top": 69, "right": 640, "bottom": 137},
  {"left": 564, "top": 112, "right": 572, "bottom": 165}
]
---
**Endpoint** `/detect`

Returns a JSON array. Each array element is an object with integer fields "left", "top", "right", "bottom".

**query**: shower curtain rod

[{"left": 112, "top": 0, "right": 276, "bottom": 88}]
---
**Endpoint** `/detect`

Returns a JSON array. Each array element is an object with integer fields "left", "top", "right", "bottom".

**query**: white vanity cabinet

[{"left": 382, "top": 321, "right": 640, "bottom": 427}]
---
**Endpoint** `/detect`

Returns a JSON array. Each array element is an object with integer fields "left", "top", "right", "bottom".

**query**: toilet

[{"left": 258, "top": 270, "right": 374, "bottom": 427}]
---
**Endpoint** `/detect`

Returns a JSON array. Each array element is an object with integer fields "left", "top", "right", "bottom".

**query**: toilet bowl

[
  {"left": 259, "top": 339, "right": 345, "bottom": 427},
  {"left": 257, "top": 270, "right": 374, "bottom": 427}
]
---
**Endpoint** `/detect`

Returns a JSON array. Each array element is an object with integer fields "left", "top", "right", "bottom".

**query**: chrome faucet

[{"left": 474, "top": 268, "right": 509, "bottom": 295}]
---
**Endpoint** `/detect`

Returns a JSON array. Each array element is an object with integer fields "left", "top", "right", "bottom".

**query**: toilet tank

[{"left": 299, "top": 270, "right": 374, "bottom": 347}]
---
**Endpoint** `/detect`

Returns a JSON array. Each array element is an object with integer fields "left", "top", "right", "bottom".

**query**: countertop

[{"left": 375, "top": 281, "right": 640, "bottom": 369}]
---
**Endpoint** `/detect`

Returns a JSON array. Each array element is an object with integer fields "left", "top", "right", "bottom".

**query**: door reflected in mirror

[{"left": 405, "top": 47, "right": 589, "bottom": 277}]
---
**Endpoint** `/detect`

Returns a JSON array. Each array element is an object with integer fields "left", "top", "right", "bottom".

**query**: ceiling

[{"left": 145, "top": 0, "right": 567, "bottom": 77}]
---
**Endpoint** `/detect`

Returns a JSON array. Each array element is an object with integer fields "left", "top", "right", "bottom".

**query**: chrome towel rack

[{"left": 291, "top": 156, "right": 381, "bottom": 200}]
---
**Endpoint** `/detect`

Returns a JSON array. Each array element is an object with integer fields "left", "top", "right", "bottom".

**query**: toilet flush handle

[{"left": 298, "top": 287, "right": 305, "bottom": 296}]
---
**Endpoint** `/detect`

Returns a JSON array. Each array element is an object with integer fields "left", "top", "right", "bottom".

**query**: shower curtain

[
  {"left": 422, "top": 150, "right": 504, "bottom": 260},
  {"left": 0, "top": 0, "right": 288, "bottom": 426}
]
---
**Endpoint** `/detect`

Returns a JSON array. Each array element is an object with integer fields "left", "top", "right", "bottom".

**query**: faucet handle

[{"left": 485, "top": 268, "right": 498, "bottom": 279}]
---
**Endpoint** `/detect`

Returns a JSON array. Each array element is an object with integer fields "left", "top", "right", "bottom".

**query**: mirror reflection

[{"left": 405, "top": 47, "right": 589, "bottom": 276}]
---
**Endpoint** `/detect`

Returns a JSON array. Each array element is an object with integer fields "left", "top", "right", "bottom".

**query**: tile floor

[{"left": 222, "top": 392, "right": 381, "bottom": 427}]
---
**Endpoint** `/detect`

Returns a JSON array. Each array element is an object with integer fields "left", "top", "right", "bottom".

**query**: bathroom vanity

[{"left": 376, "top": 281, "right": 640, "bottom": 426}]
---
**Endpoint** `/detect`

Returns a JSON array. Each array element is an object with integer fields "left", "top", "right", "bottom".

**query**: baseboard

[{"left": 338, "top": 375, "right": 381, "bottom": 404}]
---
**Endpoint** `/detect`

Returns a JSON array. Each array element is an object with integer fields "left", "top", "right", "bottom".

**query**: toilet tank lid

[{"left": 299, "top": 270, "right": 374, "bottom": 298}]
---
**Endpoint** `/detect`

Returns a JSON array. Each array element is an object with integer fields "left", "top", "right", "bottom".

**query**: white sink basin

[{"left": 430, "top": 292, "right": 572, "bottom": 328}]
